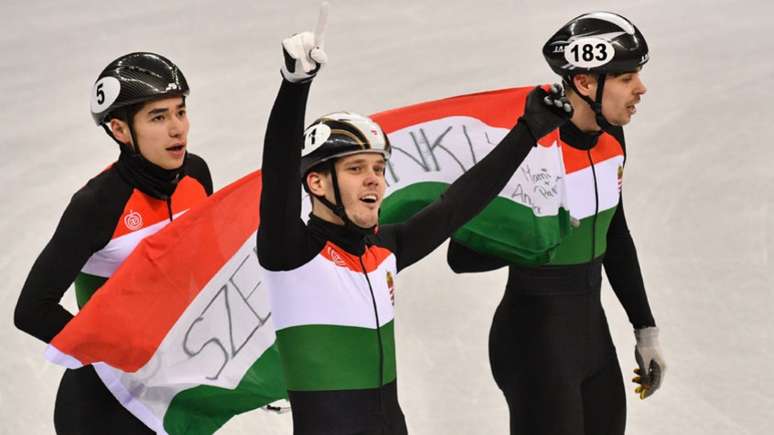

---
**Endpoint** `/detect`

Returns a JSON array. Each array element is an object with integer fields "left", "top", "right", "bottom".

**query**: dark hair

[
  {"left": 308, "top": 162, "right": 332, "bottom": 177},
  {"left": 105, "top": 104, "right": 142, "bottom": 127}
]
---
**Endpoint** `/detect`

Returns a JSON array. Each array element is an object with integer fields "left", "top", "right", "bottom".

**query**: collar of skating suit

[
  {"left": 560, "top": 121, "right": 603, "bottom": 151},
  {"left": 308, "top": 214, "right": 377, "bottom": 256},
  {"left": 115, "top": 150, "right": 187, "bottom": 200}
]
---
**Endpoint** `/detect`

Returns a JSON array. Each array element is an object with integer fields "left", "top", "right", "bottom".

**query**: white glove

[
  {"left": 633, "top": 326, "right": 666, "bottom": 399},
  {"left": 280, "top": 2, "right": 329, "bottom": 83}
]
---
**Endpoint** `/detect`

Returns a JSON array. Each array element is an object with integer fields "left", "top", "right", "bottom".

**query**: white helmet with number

[{"left": 300, "top": 111, "right": 391, "bottom": 178}]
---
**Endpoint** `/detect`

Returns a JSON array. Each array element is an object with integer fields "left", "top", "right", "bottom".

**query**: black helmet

[
  {"left": 90, "top": 52, "right": 189, "bottom": 126},
  {"left": 542, "top": 12, "right": 648, "bottom": 130},
  {"left": 300, "top": 111, "right": 391, "bottom": 178},
  {"left": 543, "top": 11, "right": 649, "bottom": 79}
]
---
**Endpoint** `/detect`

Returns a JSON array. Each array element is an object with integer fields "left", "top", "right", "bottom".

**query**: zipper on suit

[
  {"left": 166, "top": 197, "right": 174, "bottom": 222},
  {"left": 587, "top": 149, "right": 600, "bottom": 287},
  {"left": 358, "top": 253, "right": 385, "bottom": 418}
]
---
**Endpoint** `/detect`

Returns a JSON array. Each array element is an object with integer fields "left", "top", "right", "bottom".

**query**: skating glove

[
  {"left": 633, "top": 326, "right": 666, "bottom": 399},
  {"left": 280, "top": 2, "right": 329, "bottom": 83},
  {"left": 519, "top": 83, "right": 573, "bottom": 143}
]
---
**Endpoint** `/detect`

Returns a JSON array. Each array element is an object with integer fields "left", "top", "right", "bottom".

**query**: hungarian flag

[
  {"left": 45, "top": 171, "right": 287, "bottom": 435},
  {"left": 373, "top": 86, "right": 575, "bottom": 265}
]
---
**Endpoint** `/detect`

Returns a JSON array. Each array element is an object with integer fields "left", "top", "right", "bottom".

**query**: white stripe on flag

[
  {"left": 94, "top": 362, "right": 168, "bottom": 434},
  {"left": 84, "top": 230, "right": 276, "bottom": 431},
  {"left": 44, "top": 345, "right": 83, "bottom": 369}
]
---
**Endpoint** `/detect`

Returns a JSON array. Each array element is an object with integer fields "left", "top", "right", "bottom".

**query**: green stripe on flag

[
  {"left": 74, "top": 272, "right": 108, "bottom": 308},
  {"left": 163, "top": 344, "right": 287, "bottom": 435},
  {"left": 276, "top": 321, "right": 396, "bottom": 391},
  {"left": 380, "top": 182, "right": 447, "bottom": 224},
  {"left": 380, "top": 182, "right": 572, "bottom": 266}
]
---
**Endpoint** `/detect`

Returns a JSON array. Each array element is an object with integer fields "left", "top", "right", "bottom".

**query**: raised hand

[
  {"left": 280, "top": 2, "right": 329, "bottom": 83},
  {"left": 519, "top": 83, "right": 573, "bottom": 143}
]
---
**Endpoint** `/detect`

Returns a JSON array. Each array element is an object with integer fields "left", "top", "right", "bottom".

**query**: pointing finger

[{"left": 314, "top": 1, "right": 329, "bottom": 49}]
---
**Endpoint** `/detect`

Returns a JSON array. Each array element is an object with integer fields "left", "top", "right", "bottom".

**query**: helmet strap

[
  {"left": 569, "top": 73, "right": 613, "bottom": 132},
  {"left": 101, "top": 123, "right": 129, "bottom": 151},
  {"left": 127, "top": 121, "right": 142, "bottom": 155},
  {"left": 100, "top": 107, "right": 143, "bottom": 155},
  {"left": 312, "top": 160, "right": 372, "bottom": 232}
]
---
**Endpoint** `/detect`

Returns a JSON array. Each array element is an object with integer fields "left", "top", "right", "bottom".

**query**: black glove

[{"left": 519, "top": 83, "right": 573, "bottom": 142}]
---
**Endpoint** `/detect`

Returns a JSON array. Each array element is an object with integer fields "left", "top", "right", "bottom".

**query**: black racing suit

[
  {"left": 14, "top": 153, "right": 212, "bottom": 435},
  {"left": 256, "top": 79, "right": 539, "bottom": 435},
  {"left": 447, "top": 122, "right": 656, "bottom": 435}
]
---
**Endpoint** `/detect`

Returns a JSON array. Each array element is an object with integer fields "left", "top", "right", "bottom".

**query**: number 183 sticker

[{"left": 564, "top": 37, "right": 615, "bottom": 69}]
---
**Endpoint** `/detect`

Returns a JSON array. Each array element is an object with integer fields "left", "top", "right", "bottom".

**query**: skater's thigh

[{"left": 581, "top": 357, "right": 626, "bottom": 435}]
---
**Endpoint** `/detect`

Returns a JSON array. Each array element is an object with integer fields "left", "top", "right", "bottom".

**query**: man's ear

[
  {"left": 572, "top": 74, "right": 597, "bottom": 98},
  {"left": 109, "top": 118, "right": 133, "bottom": 146},
  {"left": 306, "top": 171, "right": 328, "bottom": 197}
]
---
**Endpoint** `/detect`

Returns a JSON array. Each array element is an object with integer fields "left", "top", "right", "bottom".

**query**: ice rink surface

[{"left": 1, "top": 0, "right": 772, "bottom": 433}]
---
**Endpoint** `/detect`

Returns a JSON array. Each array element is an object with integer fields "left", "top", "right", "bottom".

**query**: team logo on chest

[
  {"left": 124, "top": 210, "right": 144, "bottom": 231},
  {"left": 327, "top": 246, "right": 347, "bottom": 267},
  {"left": 617, "top": 165, "right": 624, "bottom": 193},
  {"left": 386, "top": 271, "right": 395, "bottom": 306}
]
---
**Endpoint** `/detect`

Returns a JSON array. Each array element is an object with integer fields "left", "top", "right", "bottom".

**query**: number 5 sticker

[
  {"left": 90, "top": 76, "right": 121, "bottom": 115},
  {"left": 564, "top": 37, "right": 615, "bottom": 69}
]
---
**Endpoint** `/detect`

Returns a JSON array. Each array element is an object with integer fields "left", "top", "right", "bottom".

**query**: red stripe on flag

[
  {"left": 372, "top": 85, "right": 561, "bottom": 149},
  {"left": 371, "top": 86, "right": 532, "bottom": 133},
  {"left": 49, "top": 171, "right": 263, "bottom": 372}
]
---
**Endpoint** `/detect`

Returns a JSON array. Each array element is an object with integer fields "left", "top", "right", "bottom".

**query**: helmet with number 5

[
  {"left": 542, "top": 11, "right": 649, "bottom": 80},
  {"left": 90, "top": 52, "right": 189, "bottom": 126}
]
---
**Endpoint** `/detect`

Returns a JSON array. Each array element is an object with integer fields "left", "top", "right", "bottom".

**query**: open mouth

[
  {"left": 166, "top": 144, "right": 186, "bottom": 152},
  {"left": 627, "top": 99, "right": 641, "bottom": 115},
  {"left": 360, "top": 194, "right": 379, "bottom": 204}
]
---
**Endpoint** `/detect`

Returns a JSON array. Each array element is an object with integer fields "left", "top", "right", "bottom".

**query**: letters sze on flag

[
  {"left": 45, "top": 171, "right": 286, "bottom": 435},
  {"left": 372, "top": 86, "right": 574, "bottom": 265}
]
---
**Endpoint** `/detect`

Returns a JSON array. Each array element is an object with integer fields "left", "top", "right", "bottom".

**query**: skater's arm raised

[
  {"left": 257, "top": 80, "right": 312, "bottom": 270},
  {"left": 384, "top": 85, "right": 573, "bottom": 272},
  {"left": 257, "top": 5, "right": 327, "bottom": 270}
]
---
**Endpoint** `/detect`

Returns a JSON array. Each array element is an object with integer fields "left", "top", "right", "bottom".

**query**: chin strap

[
  {"left": 101, "top": 107, "right": 145, "bottom": 155},
  {"left": 310, "top": 160, "right": 375, "bottom": 233},
  {"left": 101, "top": 123, "right": 132, "bottom": 154},
  {"left": 568, "top": 73, "right": 613, "bottom": 132}
]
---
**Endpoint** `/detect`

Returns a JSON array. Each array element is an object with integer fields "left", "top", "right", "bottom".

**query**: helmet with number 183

[{"left": 542, "top": 11, "right": 649, "bottom": 81}]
